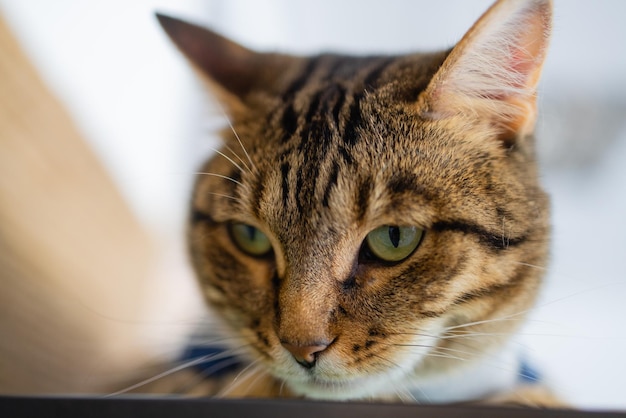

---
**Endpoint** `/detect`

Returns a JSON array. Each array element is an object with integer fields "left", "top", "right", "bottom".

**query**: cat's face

[{"left": 161, "top": 0, "right": 552, "bottom": 400}]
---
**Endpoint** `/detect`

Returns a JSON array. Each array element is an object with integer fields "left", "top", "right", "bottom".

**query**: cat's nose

[{"left": 281, "top": 341, "right": 330, "bottom": 369}]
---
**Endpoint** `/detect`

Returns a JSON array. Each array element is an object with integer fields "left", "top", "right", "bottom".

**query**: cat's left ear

[
  {"left": 156, "top": 13, "right": 291, "bottom": 110},
  {"left": 417, "top": 0, "right": 552, "bottom": 139}
]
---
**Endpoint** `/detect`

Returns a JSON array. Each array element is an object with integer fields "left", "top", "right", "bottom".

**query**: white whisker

[
  {"left": 514, "top": 261, "right": 548, "bottom": 271},
  {"left": 223, "top": 144, "right": 252, "bottom": 174},
  {"left": 196, "top": 172, "right": 243, "bottom": 186},
  {"left": 403, "top": 344, "right": 478, "bottom": 358},
  {"left": 105, "top": 350, "right": 238, "bottom": 397},
  {"left": 171, "top": 356, "right": 243, "bottom": 394},
  {"left": 394, "top": 386, "right": 417, "bottom": 404},
  {"left": 206, "top": 191, "right": 243, "bottom": 203},
  {"left": 442, "top": 311, "right": 526, "bottom": 332},
  {"left": 213, "top": 101, "right": 256, "bottom": 172},
  {"left": 236, "top": 366, "right": 269, "bottom": 397},
  {"left": 406, "top": 380, "right": 430, "bottom": 404},
  {"left": 217, "top": 359, "right": 261, "bottom": 398},
  {"left": 210, "top": 147, "right": 246, "bottom": 174},
  {"left": 185, "top": 333, "right": 242, "bottom": 347},
  {"left": 422, "top": 351, "right": 468, "bottom": 362},
  {"left": 439, "top": 331, "right": 516, "bottom": 340},
  {"left": 371, "top": 353, "right": 402, "bottom": 370},
  {"left": 278, "top": 378, "right": 288, "bottom": 397}
]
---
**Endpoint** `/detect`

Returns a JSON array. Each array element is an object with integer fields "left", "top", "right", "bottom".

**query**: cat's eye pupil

[
  {"left": 389, "top": 226, "right": 400, "bottom": 248},
  {"left": 244, "top": 225, "right": 256, "bottom": 240},
  {"left": 364, "top": 225, "right": 423, "bottom": 263}
]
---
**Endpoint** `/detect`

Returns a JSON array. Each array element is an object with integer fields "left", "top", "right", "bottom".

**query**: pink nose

[{"left": 281, "top": 341, "right": 330, "bottom": 368}]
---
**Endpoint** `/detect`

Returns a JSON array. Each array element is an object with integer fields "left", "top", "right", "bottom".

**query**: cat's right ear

[
  {"left": 156, "top": 13, "right": 285, "bottom": 109},
  {"left": 416, "top": 0, "right": 552, "bottom": 141}
]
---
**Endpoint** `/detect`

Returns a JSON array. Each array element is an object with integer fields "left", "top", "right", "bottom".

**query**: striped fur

[{"left": 159, "top": 0, "right": 555, "bottom": 404}]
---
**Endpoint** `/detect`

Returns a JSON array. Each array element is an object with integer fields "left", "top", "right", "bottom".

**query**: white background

[{"left": 1, "top": 0, "right": 625, "bottom": 410}]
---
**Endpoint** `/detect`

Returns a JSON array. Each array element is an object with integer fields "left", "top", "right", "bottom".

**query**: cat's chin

[
  {"left": 287, "top": 378, "right": 382, "bottom": 401},
  {"left": 284, "top": 371, "right": 408, "bottom": 401}
]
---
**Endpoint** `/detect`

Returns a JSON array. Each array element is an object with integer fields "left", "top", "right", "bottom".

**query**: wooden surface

[{"left": 0, "top": 14, "right": 160, "bottom": 394}]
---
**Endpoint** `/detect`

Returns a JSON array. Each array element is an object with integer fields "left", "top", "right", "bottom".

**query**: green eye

[
  {"left": 365, "top": 226, "right": 423, "bottom": 262},
  {"left": 229, "top": 223, "right": 272, "bottom": 256}
]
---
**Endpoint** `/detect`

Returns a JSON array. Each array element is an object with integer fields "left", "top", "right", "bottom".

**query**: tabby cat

[{"left": 157, "top": 0, "right": 557, "bottom": 405}]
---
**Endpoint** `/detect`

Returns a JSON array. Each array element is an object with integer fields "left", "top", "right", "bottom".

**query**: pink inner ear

[
  {"left": 418, "top": 0, "right": 551, "bottom": 137},
  {"left": 488, "top": 43, "right": 540, "bottom": 101},
  {"left": 508, "top": 7, "right": 550, "bottom": 92}
]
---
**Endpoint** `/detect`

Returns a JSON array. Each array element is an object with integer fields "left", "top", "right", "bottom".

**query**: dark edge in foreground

[{"left": 1, "top": 396, "right": 625, "bottom": 418}]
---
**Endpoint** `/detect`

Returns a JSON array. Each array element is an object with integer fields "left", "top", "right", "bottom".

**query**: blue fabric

[
  {"left": 179, "top": 345, "right": 242, "bottom": 377},
  {"left": 518, "top": 359, "right": 542, "bottom": 384}
]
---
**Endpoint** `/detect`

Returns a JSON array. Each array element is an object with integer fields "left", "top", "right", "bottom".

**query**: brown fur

[{"left": 159, "top": 0, "right": 555, "bottom": 404}]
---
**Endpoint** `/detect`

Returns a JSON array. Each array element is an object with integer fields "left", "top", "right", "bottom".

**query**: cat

[{"left": 156, "top": 0, "right": 560, "bottom": 406}]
